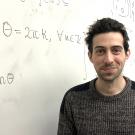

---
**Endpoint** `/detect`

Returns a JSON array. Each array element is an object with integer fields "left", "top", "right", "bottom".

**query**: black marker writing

[
  {"left": 112, "top": 0, "right": 135, "bottom": 22},
  {"left": 57, "top": 30, "right": 81, "bottom": 44},
  {"left": 3, "top": 21, "right": 22, "bottom": 37},
  {"left": 2, "top": 21, "right": 83, "bottom": 45},
  {"left": 42, "top": 29, "right": 51, "bottom": 41},
  {"left": 3, "top": 22, "right": 12, "bottom": 37},
  {"left": 25, "top": 27, "right": 39, "bottom": 39},
  {"left": 39, "top": 0, "right": 69, "bottom": 6},
  {"left": 0, "top": 73, "right": 14, "bottom": 85}
]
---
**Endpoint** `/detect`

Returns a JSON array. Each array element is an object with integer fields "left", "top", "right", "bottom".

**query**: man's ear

[
  {"left": 88, "top": 51, "right": 93, "bottom": 62},
  {"left": 126, "top": 49, "right": 131, "bottom": 60}
]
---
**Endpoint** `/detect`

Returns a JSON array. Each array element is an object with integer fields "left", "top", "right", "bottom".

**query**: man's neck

[{"left": 95, "top": 76, "right": 126, "bottom": 96}]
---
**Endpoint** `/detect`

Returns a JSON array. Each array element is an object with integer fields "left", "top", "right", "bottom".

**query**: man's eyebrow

[
  {"left": 112, "top": 45, "right": 123, "bottom": 48},
  {"left": 94, "top": 45, "right": 123, "bottom": 49},
  {"left": 94, "top": 46, "right": 105, "bottom": 49}
]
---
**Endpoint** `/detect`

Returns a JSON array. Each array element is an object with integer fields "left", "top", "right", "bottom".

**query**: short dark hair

[{"left": 85, "top": 18, "right": 129, "bottom": 53}]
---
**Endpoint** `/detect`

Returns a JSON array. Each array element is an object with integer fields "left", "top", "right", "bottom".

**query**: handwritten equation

[
  {"left": 0, "top": 73, "right": 14, "bottom": 85},
  {"left": 20, "top": 0, "right": 70, "bottom": 6},
  {"left": 112, "top": 0, "right": 135, "bottom": 22},
  {"left": 2, "top": 21, "right": 82, "bottom": 44}
]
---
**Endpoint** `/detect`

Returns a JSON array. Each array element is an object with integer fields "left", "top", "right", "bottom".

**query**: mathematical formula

[
  {"left": 2, "top": 21, "right": 82, "bottom": 44},
  {"left": 0, "top": 73, "right": 14, "bottom": 85},
  {"left": 112, "top": 0, "right": 135, "bottom": 22},
  {"left": 20, "top": 0, "right": 70, "bottom": 6}
]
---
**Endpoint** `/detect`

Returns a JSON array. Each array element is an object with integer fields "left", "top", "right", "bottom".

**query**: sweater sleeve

[{"left": 57, "top": 92, "right": 77, "bottom": 135}]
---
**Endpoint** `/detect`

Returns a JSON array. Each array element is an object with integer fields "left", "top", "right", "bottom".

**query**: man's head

[
  {"left": 85, "top": 18, "right": 129, "bottom": 54},
  {"left": 85, "top": 18, "right": 130, "bottom": 82}
]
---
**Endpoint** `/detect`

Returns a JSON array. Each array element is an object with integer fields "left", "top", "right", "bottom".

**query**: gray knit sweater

[{"left": 57, "top": 77, "right": 135, "bottom": 135}]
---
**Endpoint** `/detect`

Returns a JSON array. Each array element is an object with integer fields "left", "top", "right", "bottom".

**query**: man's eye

[
  {"left": 112, "top": 47, "right": 122, "bottom": 55},
  {"left": 95, "top": 49, "right": 105, "bottom": 55}
]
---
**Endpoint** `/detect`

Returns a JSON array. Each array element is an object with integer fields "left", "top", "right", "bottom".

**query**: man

[{"left": 57, "top": 18, "right": 135, "bottom": 135}]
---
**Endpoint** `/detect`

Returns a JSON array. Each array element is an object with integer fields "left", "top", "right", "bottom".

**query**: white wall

[{"left": 0, "top": 0, "right": 135, "bottom": 134}]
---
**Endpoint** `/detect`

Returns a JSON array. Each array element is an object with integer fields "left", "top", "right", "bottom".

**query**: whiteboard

[{"left": 0, "top": 0, "right": 135, "bottom": 135}]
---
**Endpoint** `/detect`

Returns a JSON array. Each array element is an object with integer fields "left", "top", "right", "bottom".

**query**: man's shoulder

[
  {"left": 68, "top": 81, "right": 90, "bottom": 93},
  {"left": 64, "top": 81, "right": 91, "bottom": 99},
  {"left": 70, "top": 81, "right": 90, "bottom": 92},
  {"left": 61, "top": 81, "right": 91, "bottom": 106}
]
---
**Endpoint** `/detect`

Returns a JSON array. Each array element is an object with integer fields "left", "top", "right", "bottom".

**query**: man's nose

[{"left": 103, "top": 51, "right": 113, "bottom": 64}]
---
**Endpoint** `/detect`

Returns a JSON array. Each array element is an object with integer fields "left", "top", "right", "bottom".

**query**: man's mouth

[{"left": 100, "top": 66, "right": 116, "bottom": 72}]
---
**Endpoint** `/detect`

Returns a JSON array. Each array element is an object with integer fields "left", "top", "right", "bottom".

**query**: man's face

[{"left": 88, "top": 32, "right": 130, "bottom": 82}]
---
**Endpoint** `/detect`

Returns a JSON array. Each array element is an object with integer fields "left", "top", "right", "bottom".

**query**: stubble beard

[{"left": 96, "top": 67, "right": 123, "bottom": 83}]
